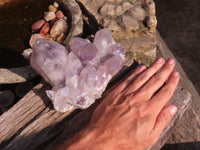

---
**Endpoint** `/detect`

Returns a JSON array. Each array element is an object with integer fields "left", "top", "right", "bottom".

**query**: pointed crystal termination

[
  {"left": 31, "top": 28, "right": 125, "bottom": 112},
  {"left": 30, "top": 38, "right": 68, "bottom": 88}
]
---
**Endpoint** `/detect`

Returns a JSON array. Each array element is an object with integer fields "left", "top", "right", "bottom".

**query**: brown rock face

[
  {"left": 76, "top": 0, "right": 157, "bottom": 66},
  {"left": 77, "top": 0, "right": 156, "bottom": 32}
]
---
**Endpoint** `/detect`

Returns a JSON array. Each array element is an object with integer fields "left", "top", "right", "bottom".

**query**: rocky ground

[{"left": 155, "top": 0, "right": 200, "bottom": 149}]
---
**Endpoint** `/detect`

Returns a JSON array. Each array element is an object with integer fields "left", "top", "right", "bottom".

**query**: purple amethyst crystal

[
  {"left": 93, "top": 28, "right": 116, "bottom": 57},
  {"left": 31, "top": 28, "right": 125, "bottom": 112},
  {"left": 30, "top": 38, "right": 68, "bottom": 88},
  {"left": 79, "top": 43, "right": 98, "bottom": 61},
  {"left": 71, "top": 37, "right": 90, "bottom": 57}
]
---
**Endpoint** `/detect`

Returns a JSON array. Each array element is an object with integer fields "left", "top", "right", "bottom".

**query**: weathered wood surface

[
  {"left": 0, "top": 31, "right": 194, "bottom": 150},
  {"left": 0, "top": 82, "right": 77, "bottom": 150},
  {"left": 156, "top": 31, "right": 200, "bottom": 148},
  {"left": 147, "top": 86, "right": 191, "bottom": 150}
]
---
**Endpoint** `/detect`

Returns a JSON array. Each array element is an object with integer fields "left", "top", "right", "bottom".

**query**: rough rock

[
  {"left": 100, "top": 3, "right": 115, "bottom": 16},
  {"left": 50, "top": 19, "right": 68, "bottom": 39},
  {"left": 77, "top": 0, "right": 156, "bottom": 32},
  {"left": 76, "top": 0, "right": 157, "bottom": 66},
  {"left": 0, "top": 66, "right": 38, "bottom": 84},
  {"left": 44, "top": 11, "right": 56, "bottom": 22},
  {"left": 120, "top": 15, "right": 139, "bottom": 30},
  {"left": 127, "top": 5, "right": 146, "bottom": 20},
  {"left": 115, "top": 32, "right": 156, "bottom": 66}
]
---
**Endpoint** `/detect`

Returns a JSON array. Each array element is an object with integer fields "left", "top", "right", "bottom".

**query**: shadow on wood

[{"left": 162, "top": 142, "right": 200, "bottom": 150}]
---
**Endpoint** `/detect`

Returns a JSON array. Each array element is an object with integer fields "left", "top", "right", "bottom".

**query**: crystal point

[
  {"left": 30, "top": 29, "right": 125, "bottom": 112},
  {"left": 94, "top": 28, "right": 116, "bottom": 57},
  {"left": 30, "top": 38, "right": 68, "bottom": 87}
]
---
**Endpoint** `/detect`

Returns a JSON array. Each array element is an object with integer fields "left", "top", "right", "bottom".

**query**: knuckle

[
  {"left": 137, "top": 88, "right": 150, "bottom": 100},
  {"left": 135, "top": 110, "right": 143, "bottom": 120},
  {"left": 131, "top": 90, "right": 146, "bottom": 102},
  {"left": 158, "top": 112, "right": 171, "bottom": 125},
  {"left": 135, "top": 90, "right": 145, "bottom": 98},
  {"left": 152, "top": 74, "right": 162, "bottom": 82},
  {"left": 143, "top": 104, "right": 152, "bottom": 113},
  {"left": 161, "top": 86, "right": 173, "bottom": 96},
  {"left": 129, "top": 84, "right": 138, "bottom": 92},
  {"left": 150, "top": 64, "right": 160, "bottom": 72},
  {"left": 134, "top": 104, "right": 149, "bottom": 119},
  {"left": 137, "top": 73, "right": 148, "bottom": 81}
]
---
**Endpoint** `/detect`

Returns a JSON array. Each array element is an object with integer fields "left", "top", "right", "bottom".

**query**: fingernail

[
  {"left": 140, "top": 65, "right": 147, "bottom": 71},
  {"left": 167, "top": 58, "right": 175, "bottom": 65},
  {"left": 172, "top": 71, "right": 179, "bottom": 77},
  {"left": 170, "top": 107, "right": 177, "bottom": 116},
  {"left": 156, "top": 58, "right": 164, "bottom": 64}
]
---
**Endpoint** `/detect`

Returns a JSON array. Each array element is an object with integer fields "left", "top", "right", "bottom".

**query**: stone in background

[{"left": 76, "top": 0, "right": 157, "bottom": 66}]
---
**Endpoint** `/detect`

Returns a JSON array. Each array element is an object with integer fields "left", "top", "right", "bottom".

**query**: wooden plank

[
  {"left": 3, "top": 107, "right": 76, "bottom": 150},
  {"left": 0, "top": 81, "right": 75, "bottom": 149},
  {"left": 155, "top": 30, "right": 200, "bottom": 145},
  {"left": 0, "top": 82, "right": 49, "bottom": 148},
  {"left": 147, "top": 87, "right": 191, "bottom": 150}
]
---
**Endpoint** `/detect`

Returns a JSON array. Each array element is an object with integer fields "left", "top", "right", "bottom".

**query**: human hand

[
  {"left": 58, "top": 58, "right": 180, "bottom": 150},
  {"left": 88, "top": 57, "right": 179, "bottom": 150}
]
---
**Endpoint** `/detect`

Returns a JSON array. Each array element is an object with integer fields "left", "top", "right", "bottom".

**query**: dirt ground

[{"left": 154, "top": 0, "right": 200, "bottom": 94}]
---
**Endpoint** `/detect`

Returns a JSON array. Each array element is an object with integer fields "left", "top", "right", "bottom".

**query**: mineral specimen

[
  {"left": 30, "top": 2, "right": 68, "bottom": 44},
  {"left": 30, "top": 28, "right": 124, "bottom": 112},
  {"left": 50, "top": 19, "right": 68, "bottom": 40}
]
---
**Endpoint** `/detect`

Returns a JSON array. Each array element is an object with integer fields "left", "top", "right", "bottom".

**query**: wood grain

[{"left": 156, "top": 30, "right": 200, "bottom": 145}]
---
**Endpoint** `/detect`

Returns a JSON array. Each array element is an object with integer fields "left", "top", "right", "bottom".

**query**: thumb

[{"left": 152, "top": 105, "right": 177, "bottom": 138}]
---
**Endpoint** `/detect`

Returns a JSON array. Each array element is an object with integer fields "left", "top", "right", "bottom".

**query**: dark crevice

[{"left": 75, "top": 0, "right": 102, "bottom": 38}]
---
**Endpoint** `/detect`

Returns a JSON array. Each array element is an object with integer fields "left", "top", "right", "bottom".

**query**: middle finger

[
  {"left": 124, "top": 57, "right": 165, "bottom": 95},
  {"left": 135, "top": 58, "right": 176, "bottom": 101}
]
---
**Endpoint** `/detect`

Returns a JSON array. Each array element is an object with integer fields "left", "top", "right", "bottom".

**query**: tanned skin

[{"left": 57, "top": 57, "right": 179, "bottom": 150}]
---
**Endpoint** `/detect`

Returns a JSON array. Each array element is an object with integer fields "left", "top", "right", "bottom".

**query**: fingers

[
  {"left": 124, "top": 57, "right": 165, "bottom": 95},
  {"left": 151, "top": 105, "right": 177, "bottom": 138},
  {"left": 149, "top": 71, "right": 180, "bottom": 115},
  {"left": 134, "top": 58, "right": 176, "bottom": 101},
  {"left": 115, "top": 65, "right": 147, "bottom": 93}
]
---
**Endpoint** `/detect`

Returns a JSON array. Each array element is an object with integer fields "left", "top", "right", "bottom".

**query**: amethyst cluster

[{"left": 30, "top": 29, "right": 125, "bottom": 112}]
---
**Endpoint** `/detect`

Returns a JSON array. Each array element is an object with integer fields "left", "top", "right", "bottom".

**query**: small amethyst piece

[{"left": 31, "top": 29, "right": 125, "bottom": 112}]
